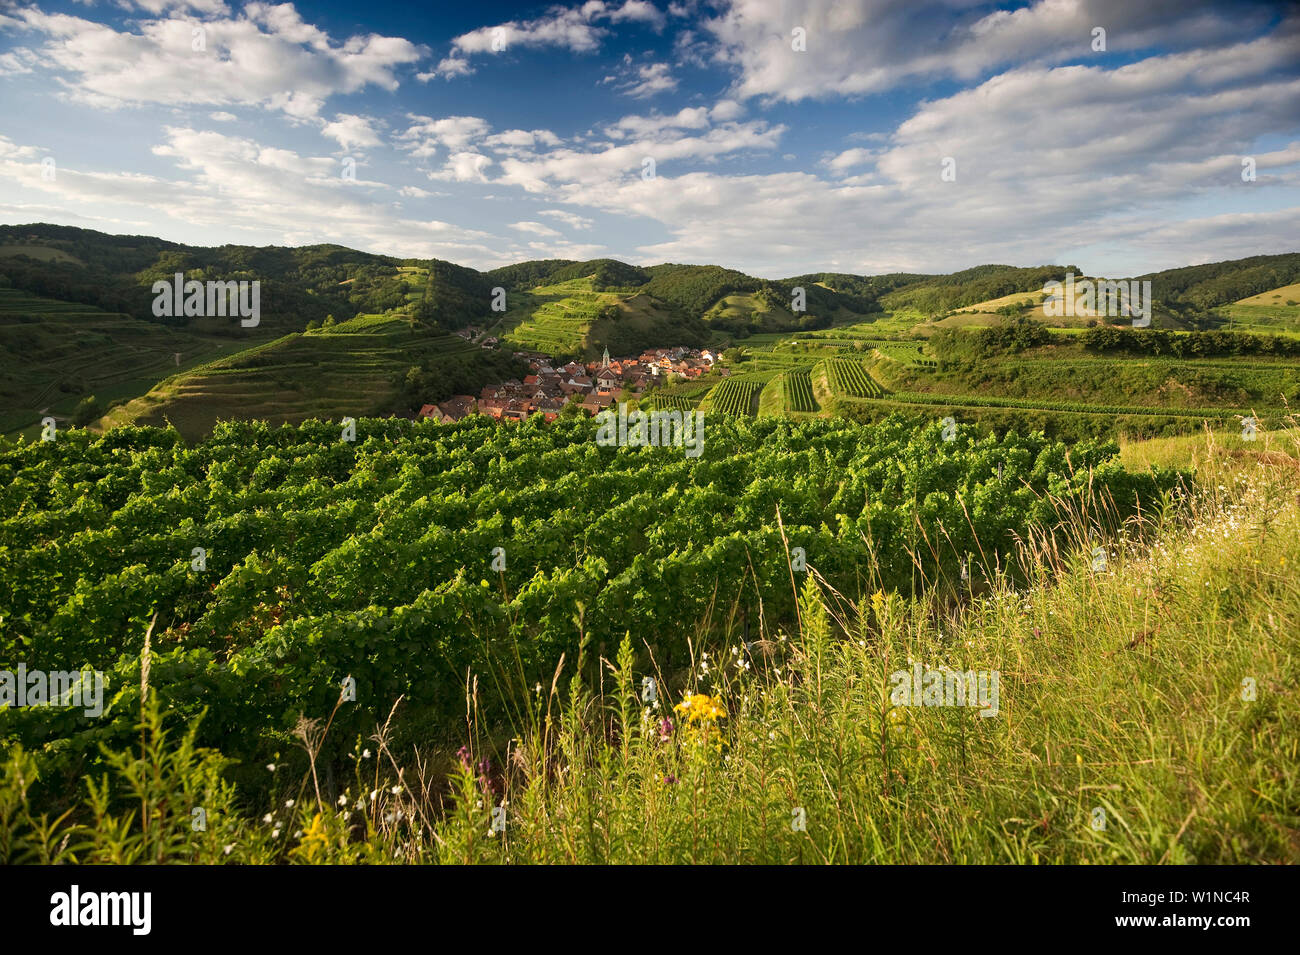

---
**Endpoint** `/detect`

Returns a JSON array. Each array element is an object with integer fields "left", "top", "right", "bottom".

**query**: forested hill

[
  {"left": 5, "top": 223, "right": 1295, "bottom": 333},
  {"left": 0, "top": 224, "right": 1072, "bottom": 335},
  {"left": 1133, "top": 253, "right": 1300, "bottom": 308},
  {"left": 0, "top": 223, "right": 474, "bottom": 334}
]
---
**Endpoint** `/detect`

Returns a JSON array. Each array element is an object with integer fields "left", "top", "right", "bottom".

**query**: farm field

[
  {"left": 656, "top": 308, "right": 1300, "bottom": 446},
  {"left": 497, "top": 277, "right": 620, "bottom": 356},
  {"left": 698, "top": 373, "right": 770, "bottom": 416},
  {"left": 3, "top": 412, "right": 1297, "bottom": 864},
  {"left": 2, "top": 230, "right": 1299, "bottom": 874},
  {"left": 781, "top": 367, "right": 818, "bottom": 413},
  {"left": 494, "top": 275, "right": 695, "bottom": 359}
]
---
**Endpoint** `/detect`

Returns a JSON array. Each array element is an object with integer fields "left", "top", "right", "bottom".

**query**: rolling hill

[{"left": 2, "top": 223, "right": 1298, "bottom": 441}]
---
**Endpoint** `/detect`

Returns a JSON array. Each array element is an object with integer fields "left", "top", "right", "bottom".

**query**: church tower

[{"left": 601, "top": 346, "right": 611, "bottom": 369}]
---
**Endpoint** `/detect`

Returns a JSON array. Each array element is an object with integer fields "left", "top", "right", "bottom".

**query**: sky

[{"left": 1, "top": 0, "right": 1298, "bottom": 278}]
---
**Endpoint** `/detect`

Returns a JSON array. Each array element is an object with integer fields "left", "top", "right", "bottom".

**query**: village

[{"left": 416, "top": 341, "right": 722, "bottom": 424}]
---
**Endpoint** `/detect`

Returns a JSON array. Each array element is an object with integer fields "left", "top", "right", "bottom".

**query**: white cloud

[
  {"left": 607, "top": 1, "right": 667, "bottom": 28},
  {"left": 430, "top": 151, "right": 494, "bottom": 183},
  {"left": 604, "top": 59, "right": 678, "bottom": 97},
  {"left": 321, "top": 114, "right": 382, "bottom": 151},
  {"left": 824, "top": 148, "right": 875, "bottom": 173},
  {"left": 3, "top": 0, "right": 1297, "bottom": 281},
  {"left": 129, "top": 1, "right": 232, "bottom": 15},
  {"left": 510, "top": 220, "right": 563, "bottom": 237},
  {"left": 0, "top": 49, "right": 37, "bottom": 75},
  {"left": 539, "top": 209, "right": 596, "bottom": 229},
  {"left": 605, "top": 106, "right": 712, "bottom": 139},
  {"left": 709, "top": 99, "right": 744, "bottom": 122},
  {"left": 442, "top": 0, "right": 666, "bottom": 73},
  {"left": 398, "top": 115, "right": 492, "bottom": 158},
  {"left": 399, "top": 185, "right": 447, "bottom": 199},
  {"left": 484, "top": 128, "right": 563, "bottom": 149},
  {"left": 430, "top": 56, "right": 472, "bottom": 79},
  {"left": 8, "top": 3, "right": 425, "bottom": 118},
  {"left": 490, "top": 118, "right": 784, "bottom": 194},
  {"left": 435, "top": 31, "right": 1300, "bottom": 276},
  {"left": 704, "top": 0, "right": 1282, "bottom": 103},
  {"left": 513, "top": 238, "right": 610, "bottom": 260},
  {"left": 0, "top": 127, "right": 522, "bottom": 264}
]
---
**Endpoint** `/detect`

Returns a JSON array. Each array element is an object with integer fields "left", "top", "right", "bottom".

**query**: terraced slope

[
  {"left": 497, "top": 276, "right": 701, "bottom": 358},
  {"left": 782, "top": 367, "right": 819, "bottom": 412},
  {"left": 699, "top": 374, "right": 772, "bottom": 416},
  {"left": 0, "top": 287, "right": 248, "bottom": 437},
  {"left": 824, "top": 358, "right": 885, "bottom": 398},
  {"left": 498, "top": 277, "right": 618, "bottom": 355},
  {"left": 98, "top": 315, "right": 507, "bottom": 440}
]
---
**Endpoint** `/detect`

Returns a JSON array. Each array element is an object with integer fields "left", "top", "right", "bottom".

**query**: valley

[{"left": 3, "top": 225, "right": 1297, "bottom": 446}]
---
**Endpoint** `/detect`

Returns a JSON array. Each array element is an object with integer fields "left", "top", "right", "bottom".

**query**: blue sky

[{"left": 1, "top": 0, "right": 1298, "bottom": 277}]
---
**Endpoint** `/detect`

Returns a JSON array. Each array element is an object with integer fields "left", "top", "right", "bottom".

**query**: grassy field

[
  {"left": 0, "top": 244, "right": 84, "bottom": 265},
  {"left": 1219, "top": 282, "right": 1300, "bottom": 332}
]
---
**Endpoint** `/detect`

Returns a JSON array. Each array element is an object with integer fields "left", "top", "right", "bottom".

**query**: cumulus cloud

[
  {"left": 703, "top": 0, "right": 1285, "bottom": 103},
  {"left": 0, "top": 49, "right": 37, "bottom": 75},
  {"left": 484, "top": 128, "right": 564, "bottom": 150},
  {"left": 491, "top": 118, "right": 784, "bottom": 193},
  {"left": 439, "top": 0, "right": 667, "bottom": 77},
  {"left": 823, "top": 148, "right": 875, "bottom": 174},
  {"left": 7, "top": 3, "right": 425, "bottom": 118},
  {"left": 3, "top": 0, "right": 1297, "bottom": 279},
  {"left": 604, "top": 106, "right": 713, "bottom": 138},
  {"left": 431, "top": 28, "right": 1300, "bottom": 276},
  {"left": 321, "top": 114, "right": 383, "bottom": 151},
  {"left": 397, "top": 115, "right": 492, "bottom": 158},
  {"left": 430, "top": 151, "right": 494, "bottom": 183}
]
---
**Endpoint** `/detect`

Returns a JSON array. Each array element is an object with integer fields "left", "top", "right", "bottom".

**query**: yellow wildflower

[
  {"left": 674, "top": 693, "right": 727, "bottom": 723},
  {"left": 290, "top": 811, "right": 330, "bottom": 864}
]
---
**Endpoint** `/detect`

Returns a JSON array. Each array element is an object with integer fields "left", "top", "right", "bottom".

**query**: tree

[{"left": 72, "top": 395, "right": 102, "bottom": 426}]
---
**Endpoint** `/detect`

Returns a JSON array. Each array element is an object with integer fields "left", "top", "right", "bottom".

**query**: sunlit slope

[{"left": 97, "top": 315, "right": 493, "bottom": 439}]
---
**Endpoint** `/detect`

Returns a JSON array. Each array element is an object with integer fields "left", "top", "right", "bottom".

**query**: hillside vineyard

[{"left": 0, "top": 412, "right": 1178, "bottom": 780}]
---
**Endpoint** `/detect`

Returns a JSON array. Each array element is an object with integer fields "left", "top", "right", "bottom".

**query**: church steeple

[{"left": 601, "top": 346, "right": 611, "bottom": 368}]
